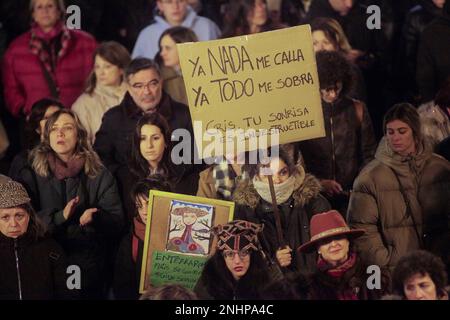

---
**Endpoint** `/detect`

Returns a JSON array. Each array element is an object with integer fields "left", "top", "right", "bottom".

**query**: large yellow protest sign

[{"left": 178, "top": 25, "right": 325, "bottom": 158}]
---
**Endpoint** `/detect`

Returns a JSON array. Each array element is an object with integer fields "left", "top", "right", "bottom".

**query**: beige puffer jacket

[{"left": 347, "top": 137, "right": 450, "bottom": 272}]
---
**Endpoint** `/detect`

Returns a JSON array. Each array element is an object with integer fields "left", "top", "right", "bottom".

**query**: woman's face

[
  {"left": 318, "top": 236, "right": 350, "bottom": 266},
  {"left": 49, "top": 113, "right": 78, "bottom": 161},
  {"left": 182, "top": 211, "right": 197, "bottom": 226},
  {"left": 0, "top": 207, "right": 30, "bottom": 239},
  {"left": 160, "top": 35, "right": 180, "bottom": 68},
  {"left": 139, "top": 124, "right": 166, "bottom": 168},
  {"left": 257, "top": 157, "right": 290, "bottom": 185},
  {"left": 32, "top": 0, "right": 61, "bottom": 31},
  {"left": 432, "top": 0, "right": 446, "bottom": 9},
  {"left": 136, "top": 195, "right": 149, "bottom": 224},
  {"left": 247, "top": 0, "right": 268, "bottom": 29},
  {"left": 404, "top": 273, "right": 439, "bottom": 300},
  {"left": 38, "top": 105, "right": 61, "bottom": 140},
  {"left": 312, "top": 30, "right": 337, "bottom": 52},
  {"left": 386, "top": 119, "right": 416, "bottom": 156},
  {"left": 223, "top": 250, "right": 251, "bottom": 280},
  {"left": 94, "top": 55, "right": 123, "bottom": 87},
  {"left": 320, "top": 81, "right": 343, "bottom": 104},
  {"left": 157, "top": 0, "right": 188, "bottom": 26}
]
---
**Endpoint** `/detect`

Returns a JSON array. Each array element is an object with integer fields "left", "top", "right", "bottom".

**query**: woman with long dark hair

[
  {"left": 118, "top": 112, "right": 198, "bottom": 222},
  {"left": 194, "top": 220, "right": 274, "bottom": 299}
]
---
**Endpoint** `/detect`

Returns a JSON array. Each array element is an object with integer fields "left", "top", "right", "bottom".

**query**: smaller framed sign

[{"left": 139, "top": 191, "right": 235, "bottom": 292}]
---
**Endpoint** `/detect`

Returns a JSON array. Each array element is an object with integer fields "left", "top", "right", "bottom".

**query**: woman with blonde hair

[
  {"left": 17, "top": 109, "right": 124, "bottom": 299},
  {"left": 311, "top": 17, "right": 366, "bottom": 102},
  {"left": 72, "top": 41, "right": 131, "bottom": 144}
]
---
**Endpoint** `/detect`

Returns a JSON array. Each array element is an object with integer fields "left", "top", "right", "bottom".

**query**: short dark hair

[
  {"left": 383, "top": 103, "right": 422, "bottom": 143},
  {"left": 316, "top": 50, "right": 353, "bottom": 97},
  {"left": 25, "top": 98, "right": 65, "bottom": 149},
  {"left": 131, "top": 176, "right": 171, "bottom": 200},
  {"left": 125, "top": 58, "right": 161, "bottom": 82},
  {"left": 131, "top": 177, "right": 171, "bottom": 217},
  {"left": 393, "top": 250, "right": 448, "bottom": 299}
]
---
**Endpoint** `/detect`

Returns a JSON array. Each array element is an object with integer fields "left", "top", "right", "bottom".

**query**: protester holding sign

[
  {"left": 347, "top": 103, "right": 450, "bottom": 275},
  {"left": 297, "top": 210, "right": 390, "bottom": 300},
  {"left": 17, "top": 109, "right": 124, "bottom": 299},
  {"left": 297, "top": 51, "right": 376, "bottom": 214},
  {"left": 194, "top": 220, "right": 275, "bottom": 299},
  {"left": 233, "top": 147, "right": 330, "bottom": 273},
  {"left": 113, "top": 178, "right": 171, "bottom": 300}
]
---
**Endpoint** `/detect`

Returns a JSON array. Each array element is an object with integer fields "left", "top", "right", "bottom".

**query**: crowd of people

[{"left": 0, "top": 0, "right": 449, "bottom": 300}]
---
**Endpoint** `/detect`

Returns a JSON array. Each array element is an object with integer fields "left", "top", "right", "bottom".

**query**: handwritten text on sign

[
  {"left": 178, "top": 25, "right": 325, "bottom": 156},
  {"left": 150, "top": 251, "right": 207, "bottom": 290}
]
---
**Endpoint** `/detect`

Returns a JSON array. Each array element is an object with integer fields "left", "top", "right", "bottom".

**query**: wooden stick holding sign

[{"left": 267, "top": 175, "right": 285, "bottom": 249}]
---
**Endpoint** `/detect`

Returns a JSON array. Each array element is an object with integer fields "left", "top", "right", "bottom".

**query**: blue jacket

[{"left": 132, "top": 6, "right": 221, "bottom": 59}]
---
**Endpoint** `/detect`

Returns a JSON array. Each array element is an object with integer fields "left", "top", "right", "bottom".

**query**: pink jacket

[{"left": 2, "top": 29, "right": 96, "bottom": 117}]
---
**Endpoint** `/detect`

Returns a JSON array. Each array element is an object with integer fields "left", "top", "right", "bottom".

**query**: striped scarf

[{"left": 29, "top": 21, "right": 71, "bottom": 78}]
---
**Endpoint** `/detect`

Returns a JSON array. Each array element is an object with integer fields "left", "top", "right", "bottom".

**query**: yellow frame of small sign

[{"left": 139, "top": 190, "right": 235, "bottom": 293}]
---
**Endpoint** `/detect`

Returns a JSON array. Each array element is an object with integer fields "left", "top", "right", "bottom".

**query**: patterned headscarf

[{"left": 212, "top": 220, "right": 263, "bottom": 252}]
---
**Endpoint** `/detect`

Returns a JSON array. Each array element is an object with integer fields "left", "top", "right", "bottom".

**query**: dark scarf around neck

[{"left": 48, "top": 152, "right": 85, "bottom": 180}]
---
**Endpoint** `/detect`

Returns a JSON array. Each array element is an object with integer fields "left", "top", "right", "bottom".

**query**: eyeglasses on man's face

[{"left": 130, "top": 80, "right": 160, "bottom": 92}]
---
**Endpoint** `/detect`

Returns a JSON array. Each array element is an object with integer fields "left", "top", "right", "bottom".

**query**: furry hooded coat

[{"left": 233, "top": 167, "right": 331, "bottom": 273}]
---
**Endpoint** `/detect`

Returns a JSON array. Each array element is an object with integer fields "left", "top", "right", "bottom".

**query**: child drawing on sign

[{"left": 167, "top": 206, "right": 212, "bottom": 255}]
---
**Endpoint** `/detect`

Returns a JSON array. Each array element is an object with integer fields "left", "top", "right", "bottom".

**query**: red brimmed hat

[{"left": 297, "top": 210, "right": 365, "bottom": 253}]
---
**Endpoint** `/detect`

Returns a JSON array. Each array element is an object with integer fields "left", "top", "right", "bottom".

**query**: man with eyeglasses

[
  {"left": 94, "top": 57, "right": 194, "bottom": 176},
  {"left": 132, "top": 0, "right": 221, "bottom": 59}
]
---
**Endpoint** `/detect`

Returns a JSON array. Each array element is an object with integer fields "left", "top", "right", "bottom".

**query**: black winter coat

[
  {"left": 403, "top": 0, "right": 443, "bottom": 85},
  {"left": 113, "top": 224, "right": 145, "bottom": 300},
  {"left": 94, "top": 91, "right": 193, "bottom": 175},
  {"left": 0, "top": 232, "right": 74, "bottom": 300},
  {"left": 297, "top": 97, "right": 377, "bottom": 191},
  {"left": 416, "top": 8, "right": 450, "bottom": 101},
  {"left": 17, "top": 166, "right": 124, "bottom": 298},
  {"left": 233, "top": 171, "right": 331, "bottom": 274}
]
